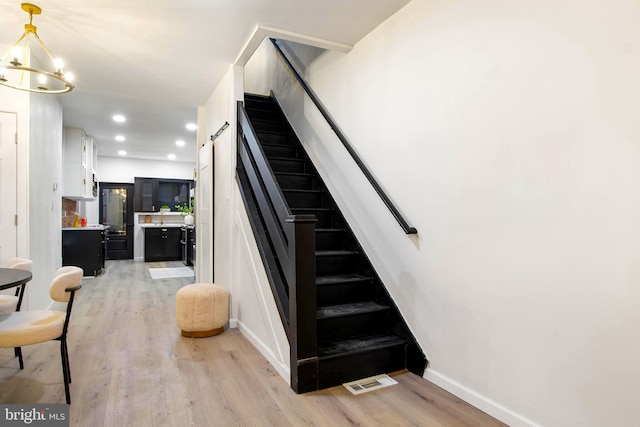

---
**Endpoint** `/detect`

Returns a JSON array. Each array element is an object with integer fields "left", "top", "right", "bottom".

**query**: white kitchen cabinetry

[{"left": 63, "top": 128, "right": 97, "bottom": 200}]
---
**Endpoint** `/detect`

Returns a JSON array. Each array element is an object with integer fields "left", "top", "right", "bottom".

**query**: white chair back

[
  {"left": 50, "top": 267, "right": 83, "bottom": 303},
  {"left": 6, "top": 257, "right": 33, "bottom": 272}
]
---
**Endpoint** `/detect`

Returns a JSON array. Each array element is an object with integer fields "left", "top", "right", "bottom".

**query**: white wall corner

[{"left": 234, "top": 25, "right": 352, "bottom": 66}]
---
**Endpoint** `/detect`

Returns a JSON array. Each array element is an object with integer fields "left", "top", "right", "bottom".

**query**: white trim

[
  {"left": 235, "top": 208, "right": 287, "bottom": 363},
  {"left": 424, "top": 369, "right": 542, "bottom": 427},
  {"left": 234, "top": 25, "right": 352, "bottom": 66},
  {"left": 237, "top": 319, "right": 290, "bottom": 383}
]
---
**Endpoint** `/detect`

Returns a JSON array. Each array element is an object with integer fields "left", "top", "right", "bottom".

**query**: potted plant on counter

[{"left": 176, "top": 202, "right": 194, "bottom": 225}]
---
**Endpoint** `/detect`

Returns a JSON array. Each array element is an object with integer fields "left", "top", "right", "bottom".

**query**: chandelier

[{"left": 0, "top": 3, "right": 74, "bottom": 94}]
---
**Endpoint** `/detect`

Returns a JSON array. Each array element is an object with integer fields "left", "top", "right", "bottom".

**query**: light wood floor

[{"left": 0, "top": 260, "right": 505, "bottom": 426}]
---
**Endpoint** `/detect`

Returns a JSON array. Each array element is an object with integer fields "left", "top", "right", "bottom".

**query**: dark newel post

[{"left": 287, "top": 215, "right": 318, "bottom": 393}]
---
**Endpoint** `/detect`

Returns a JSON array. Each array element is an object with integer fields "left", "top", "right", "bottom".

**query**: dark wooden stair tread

[
  {"left": 245, "top": 106, "right": 279, "bottom": 113},
  {"left": 268, "top": 156, "right": 306, "bottom": 162},
  {"left": 275, "top": 171, "right": 314, "bottom": 177},
  {"left": 263, "top": 142, "right": 298, "bottom": 149},
  {"left": 282, "top": 189, "right": 323, "bottom": 194},
  {"left": 292, "top": 207, "right": 333, "bottom": 212},
  {"left": 244, "top": 94, "right": 275, "bottom": 106},
  {"left": 316, "top": 250, "right": 359, "bottom": 257},
  {"left": 318, "top": 334, "right": 406, "bottom": 359},
  {"left": 317, "top": 301, "right": 388, "bottom": 320},
  {"left": 254, "top": 128, "right": 289, "bottom": 136},
  {"left": 250, "top": 117, "right": 284, "bottom": 124},
  {"left": 255, "top": 131, "right": 292, "bottom": 141},
  {"left": 316, "top": 274, "right": 371, "bottom": 285}
]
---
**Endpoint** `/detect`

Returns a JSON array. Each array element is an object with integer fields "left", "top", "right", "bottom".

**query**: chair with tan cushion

[
  {"left": 0, "top": 257, "right": 33, "bottom": 315},
  {"left": 0, "top": 266, "right": 83, "bottom": 404},
  {"left": 5, "top": 257, "right": 33, "bottom": 271},
  {"left": 55, "top": 265, "right": 80, "bottom": 276},
  {"left": 176, "top": 283, "right": 229, "bottom": 337}
]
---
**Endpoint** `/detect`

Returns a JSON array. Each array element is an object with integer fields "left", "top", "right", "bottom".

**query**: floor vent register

[{"left": 343, "top": 374, "right": 398, "bottom": 395}]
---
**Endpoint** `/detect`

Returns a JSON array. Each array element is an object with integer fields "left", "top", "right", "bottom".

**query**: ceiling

[{"left": 0, "top": 0, "right": 409, "bottom": 163}]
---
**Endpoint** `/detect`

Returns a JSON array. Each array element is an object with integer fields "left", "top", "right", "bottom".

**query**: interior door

[
  {"left": 0, "top": 112, "right": 18, "bottom": 264},
  {"left": 99, "top": 182, "right": 134, "bottom": 259}
]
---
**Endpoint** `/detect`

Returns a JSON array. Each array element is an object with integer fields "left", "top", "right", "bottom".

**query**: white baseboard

[
  {"left": 424, "top": 369, "right": 541, "bottom": 427},
  {"left": 236, "top": 320, "right": 290, "bottom": 383},
  {"left": 228, "top": 318, "right": 239, "bottom": 329}
]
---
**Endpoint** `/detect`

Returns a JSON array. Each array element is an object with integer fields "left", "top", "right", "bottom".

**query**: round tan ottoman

[{"left": 176, "top": 283, "right": 229, "bottom": 338}]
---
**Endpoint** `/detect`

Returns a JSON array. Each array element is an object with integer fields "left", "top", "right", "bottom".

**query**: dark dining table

[{"left": 0, "top": 268, "right": 32, "bottom": 311}]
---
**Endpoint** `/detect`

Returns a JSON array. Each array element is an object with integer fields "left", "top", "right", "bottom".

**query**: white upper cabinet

[{"left": 63, "top": 128, "right": 97, "bottom": 200}]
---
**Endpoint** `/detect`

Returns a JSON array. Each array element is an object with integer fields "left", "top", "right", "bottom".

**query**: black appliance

[{"left": 181, "top": 225, "right": 194, "bottom": 266}]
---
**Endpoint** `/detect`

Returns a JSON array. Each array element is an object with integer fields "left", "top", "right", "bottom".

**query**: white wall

[
  {"left": 28, "top": 92, "right": 64, "bottom": 310},
  {"left": 200, "top": 65, "right": 290, "bottom": 381},
  {"left": 243, "top": 1, "right": 640, "bottom": 425},
  {"left": 0, "top": 49, "right": 31, "bottom": 305},
  {"left": 199, "top": 67, "right": 237, "bottom": 285},
  {"left": 0, "top": 43, "right": 64, "bottom": 310}
]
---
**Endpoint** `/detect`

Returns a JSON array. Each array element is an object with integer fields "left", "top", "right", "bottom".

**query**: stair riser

[
  {"left": 284, "top": 191, "right": 324, "bottom": 208},
  {"left": 245, "top": 108, "right": 281, "bottom": 122},
  {"left": 263, "top": 145, "right": 299, "bottom": 158},
  {"left": 276, "top": 174, "right": 314, "bottom": 190},
  {"left": 316, "top": 254, "right": 359, "bottom": 276},
  {"left": 316, "top": 281, "right": 373, "bottom": 307},
  {"left": 318, "top": 310, "right": 389, "bottom": 342},
  {"left": 318, "top": 343, "right": 407, "bottom": 389},
  {"left": 252, "top": 120, "right": 287, "bottom": 133},
  {"left": 244, "top": 98, "right": 278, "bottom": 111},
  {"left": 316, "top": 231, "right": 345, "bottom": 251},
  {"left": 291, "top": 210, "right": 334, "bottom": 228},
  {"left": 257, "top": 132, "right": 293, "bottom": 145},
  {"left": 269, "top": 159, "right": 307, "bottom": 173}
]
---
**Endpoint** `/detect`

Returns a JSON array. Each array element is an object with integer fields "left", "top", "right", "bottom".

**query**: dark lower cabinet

[
  {"left": 62, "top": 229, "right": 104, "bottom": 276},
  {"left": 144, "top": 227, "right": 182, "bottom": 261}
]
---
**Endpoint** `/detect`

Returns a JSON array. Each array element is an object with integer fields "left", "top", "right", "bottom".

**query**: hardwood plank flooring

[{"left": 0, "top": 260, "right": 505, "bottom": 426}]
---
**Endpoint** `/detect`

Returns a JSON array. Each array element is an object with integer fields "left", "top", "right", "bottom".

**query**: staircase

[{"left": 239, "top": 93, "right": 426, "bottom": 390}]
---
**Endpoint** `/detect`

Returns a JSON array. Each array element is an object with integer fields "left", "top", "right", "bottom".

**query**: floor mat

[{"left": 148, "top": 267, "right": 194, "bottom": 280}]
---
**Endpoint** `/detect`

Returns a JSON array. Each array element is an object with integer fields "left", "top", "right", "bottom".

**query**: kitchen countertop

[
  {"left": 62, "top": 225, "right": 108, "bottom": 231},
  {"left": 139, "top": 224, "right": 184, "bottom": 228}
]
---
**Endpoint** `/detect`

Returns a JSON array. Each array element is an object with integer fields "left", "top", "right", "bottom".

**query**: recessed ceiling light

[
  {"left": 186, "top": 123, "right": 197, "bottom": 131},
  {"left": 113, "top": 114, "right": 126, "bottom": 123},
  {"left": 168, "top": 154, "right": 176, "bottom": 160},
  {"left": 118, "top": 150, "right": 127, "bottom": 156},
  {"left": 115, "top": 135, "right": 125, "bottom": 142},
  {"left": 175, "top": 139, "right": 185, "bottom": 147}
]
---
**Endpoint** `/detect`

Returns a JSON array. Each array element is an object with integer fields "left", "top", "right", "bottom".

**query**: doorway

[{"left": 99, "top": 182, "right": 134, "bottom": 260}]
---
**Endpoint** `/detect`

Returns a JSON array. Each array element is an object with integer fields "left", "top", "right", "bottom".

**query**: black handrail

[{"left": 270, "top": 38, "right": 417, "bottom": 235}]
